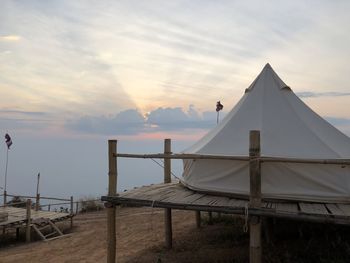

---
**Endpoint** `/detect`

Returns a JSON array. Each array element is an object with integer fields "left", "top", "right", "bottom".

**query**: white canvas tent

[{"left": 182, "top": 64, "right": 350, "bottom": 203}]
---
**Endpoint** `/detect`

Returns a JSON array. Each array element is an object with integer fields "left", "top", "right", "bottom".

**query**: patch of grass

[
  {"left": 264, "top": 220, "right": 350, "bottom": 263},
  {"left": 78, "top": 197, "right": 104, "bottom": 213},
  {"left": 6, "top": 196, "right": 26, "bottom": 208}
]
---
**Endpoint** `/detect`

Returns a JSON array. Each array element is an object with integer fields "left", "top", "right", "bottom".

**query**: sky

[{"left": 1, "top": 0, "right": 350, "bottom": 200}]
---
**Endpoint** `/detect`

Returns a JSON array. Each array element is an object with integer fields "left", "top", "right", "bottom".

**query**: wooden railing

[
  {"left": 114, "top": 153, "right": 350, "bottom": 165},
  {"left": 105, "top": 130, "right": 350, "bottom": 263}
]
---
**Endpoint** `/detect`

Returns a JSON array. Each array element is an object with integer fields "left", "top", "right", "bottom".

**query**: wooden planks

[
  {"left": 326, "top": 204, "right": 346, "bottom": 217},
  {"left": 0, "top": 206, "right": 71, "bottom": 227},
  {"left": 299, "top": 203, "right": 329, "bottom": 215},
  {"left": 103, "top": 183, "right": 350, "bottom": 225},
  {"left": 275, "top": 203, "right": 298, "bottom": 214},
  {"left": 336, "top": 204, "right": 350, "bottom": 217}
]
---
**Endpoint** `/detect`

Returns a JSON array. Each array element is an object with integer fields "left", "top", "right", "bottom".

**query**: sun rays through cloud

[{"left": 0, "top": 1, "right": 350, "bottom": 138}]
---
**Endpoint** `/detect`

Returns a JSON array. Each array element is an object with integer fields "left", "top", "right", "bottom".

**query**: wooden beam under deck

[{"left": 102, "top": 182, "right": 350, "bottom": 226}]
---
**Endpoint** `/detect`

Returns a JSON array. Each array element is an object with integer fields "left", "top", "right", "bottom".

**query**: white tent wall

[
  {"left": 183, "top": 160, "right": 350, "bottom": 202},
  {"left": 182, "top": 64, "right": 350, "bottom": 203}
]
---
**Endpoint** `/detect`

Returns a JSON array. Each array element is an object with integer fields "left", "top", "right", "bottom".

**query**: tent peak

[{"left": 245, "top": 64, "right": 290, "bottom": 93}]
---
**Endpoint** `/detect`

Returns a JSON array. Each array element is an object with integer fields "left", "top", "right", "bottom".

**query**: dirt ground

[
  {"left": 1, "top": 207, "right": 350, "bottom": 263},
  {"left": 0, "top": 207, "right": 244, "bottom": 263}
]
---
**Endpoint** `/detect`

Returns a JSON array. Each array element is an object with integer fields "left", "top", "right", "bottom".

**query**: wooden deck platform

[
  {"left": 0, "top": 206, "right": 72, "bottom": 228},
  {"left": 102, "top": 182, "right": 350, "bottom": 225}
]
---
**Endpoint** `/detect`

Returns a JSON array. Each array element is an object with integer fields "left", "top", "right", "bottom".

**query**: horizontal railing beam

[
  {"left": 114, "top": 153, "right": 350, "bottom": 165},
  {"left": 261, "top": 157, "right": 350, "bottom": 165},
  {"left": 114, "top": 153, "right": 249, "bottom": 161},
  {"left": 6, "top": 194, "right": 70, "bottom": 202}
]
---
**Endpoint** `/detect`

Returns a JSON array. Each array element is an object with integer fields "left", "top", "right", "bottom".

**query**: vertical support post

[
  {"left": 3, "top": 191, "right": 6, "bottom": 206},
  {"left": 195, "top": 211, "right": 201, "bottom": 228},
  {"left": 76, "top": 201, "right": 79, "bottom": 214},
  {"left": 249, "top": 130, "right": 261, "bottom": 263},
  {"left": 208, "top": 212, "right": 213, "bottom": 225},
  {"left": 107, "top": 140, "right": 117, "bottom": 263},
  {"left": 164, "top": 139, "right": 172, "bottom": 249},
  {"left": 35, "top": 173, "right": 40, "bottom": 211},
  {"left": 70, "top": 196, "right": 74, "bottom": 228},
  {"left": 26, "top": 199, "right": 31, "bottom": 243},
  {"left": 35, "top": 193, "right": 40, "bottom": 211},
  {"left": 16, "top": 227, "right": 20, "bottom": 240}
]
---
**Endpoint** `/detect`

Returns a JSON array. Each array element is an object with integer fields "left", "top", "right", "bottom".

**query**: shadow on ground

[{"left": 126, "top": 213, "right": 350, "bottom": 263}]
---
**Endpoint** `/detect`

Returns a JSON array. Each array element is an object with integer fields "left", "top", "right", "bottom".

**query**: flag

[
  {"left": 5, "top": 133, "right": 12, "bottom": 149},
  {"left": 216, "top": 101, "right": 223, "bottom": 112}
]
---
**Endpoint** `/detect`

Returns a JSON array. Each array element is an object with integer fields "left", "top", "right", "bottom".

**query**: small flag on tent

[
  {"left": 216, "top": 101, "right": 224, "bottom": 112},
  {"left": 5, "top": 133, "right": 12, "bottom": 149}
]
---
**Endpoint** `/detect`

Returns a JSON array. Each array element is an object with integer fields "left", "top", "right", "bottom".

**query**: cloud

[
  {"left": 1, "top": 50, "right": 12, "bottom": 55},
  {"left": 66, "top": 105, "right": 222, "bottom": 135},
  {"left": 2, "top": 0, "right": 350, "bottom": 133},
  {"left": 188, "top": 104, "right": 201, "bottom": 121},
  {"left": 0, "top": 108, "right": 53, "bottom": 131},
  {"left": 65, "top": 109, "right": 145, "bottom": 135},
  {"left": 0, "top": 35, "right": 21, "bottom": 42},
  {"left": 0, "top": 109, "right": 47, "bottom": 116},
  {"left": 325, "top": 117, "right": 350, "bottom": 126},
  {"left": 325, "top": 117, "right": 350, "bottom": 137},
  {"left": 147, "top": 107, "right": 189, "bottom": 123},
  {"left": 146, "top": 106, "right": 218, "bottom": 131},
  {"left": 296, "top": 91, "right": 350, "bottom": 98}
]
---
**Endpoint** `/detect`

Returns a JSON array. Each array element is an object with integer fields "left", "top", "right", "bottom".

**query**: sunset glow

[{"left": 1, "top": 1, "right": 350, "bottom": 138}]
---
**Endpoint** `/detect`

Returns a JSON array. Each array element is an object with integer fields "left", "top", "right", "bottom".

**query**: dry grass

[{"left": 0, "top": 207, "right": 350, "bottom": 262}]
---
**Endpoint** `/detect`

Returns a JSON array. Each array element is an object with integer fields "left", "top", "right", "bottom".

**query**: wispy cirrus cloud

[
  {"left": 0, "top": 35, "right": 22, "bottom": 41},
  {"left": 0, "top": 109, "right": 47, "bottom": 116},
  {"left": 1, "top": 0, "right": 350, "bottom": 137},
  {"left": 296, "top": 91, "right": 350, "bottom": 98}
]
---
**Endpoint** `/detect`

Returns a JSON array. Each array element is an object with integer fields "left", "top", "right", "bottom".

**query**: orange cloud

[
  {"left": 119, "top": 130, "right": 207, "bottom": 141},
  {"left": 0, "top": 35, "right": 21, "bottom": 41}
]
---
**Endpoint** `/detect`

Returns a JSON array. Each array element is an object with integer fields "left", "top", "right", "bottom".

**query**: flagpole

[
  {"left": 216, "top": 101, "right": 223, "bottom": 125},
  {"left": 36, "top": 173, "right": 40, "bottom": 211},
  {"left": 4, "top": 147, "right": 9, "bottom": 205}
]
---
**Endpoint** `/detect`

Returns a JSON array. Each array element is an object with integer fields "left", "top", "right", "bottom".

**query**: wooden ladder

[{"left": 32, "top": 219, "right": 65, "bottom": 241}]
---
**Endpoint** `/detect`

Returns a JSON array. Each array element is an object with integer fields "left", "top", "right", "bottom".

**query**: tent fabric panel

[{"left": 182, "top": 160, "right": 350, "bottom": 203}]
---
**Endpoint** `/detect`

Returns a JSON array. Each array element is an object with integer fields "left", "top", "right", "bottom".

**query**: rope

[
  {"left": 150, "top": 158, "right": 182, "bottom": 181},
  {"left": 243, "top": 203, "right": 249, "bottom": 233}
]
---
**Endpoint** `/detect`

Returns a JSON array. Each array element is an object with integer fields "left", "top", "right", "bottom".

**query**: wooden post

[
  {"left": 164, "top": 139, "right": 172, "bottom": 249},
  {"left": 35, "top": 173, "right": 40, "bottom": 211},
  {"left": 195, "top": 211, "right": 201, "bottom": 228},
  {"left": 76, "top": 202, "right": 79, "bottom": 214},
  {"left": 107, "top": 140, "right": 117, "bottom": 263},
  {"left": 3, "top": 190, "right": 6, "bottom": 206},
  {"left": 35, "top": 193, "right": 40, "bottom": 211},
  {"left": 208, "top": 212, "right": 213, "bottom": 225},
  {"left": 70, "top": 196, "right": 74, "bottom": 228},
  {"left": 164, "top": 139, "right": 171, "bottom": 183},
  {"left": 16, "top": 227, "right": 20, "bottom": 240},
  {"left": 26, "top": 199, "right": 31, "bottom": 243},
  {"left": 249, "top": 130, "right": 262, "bottom": 263}
]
